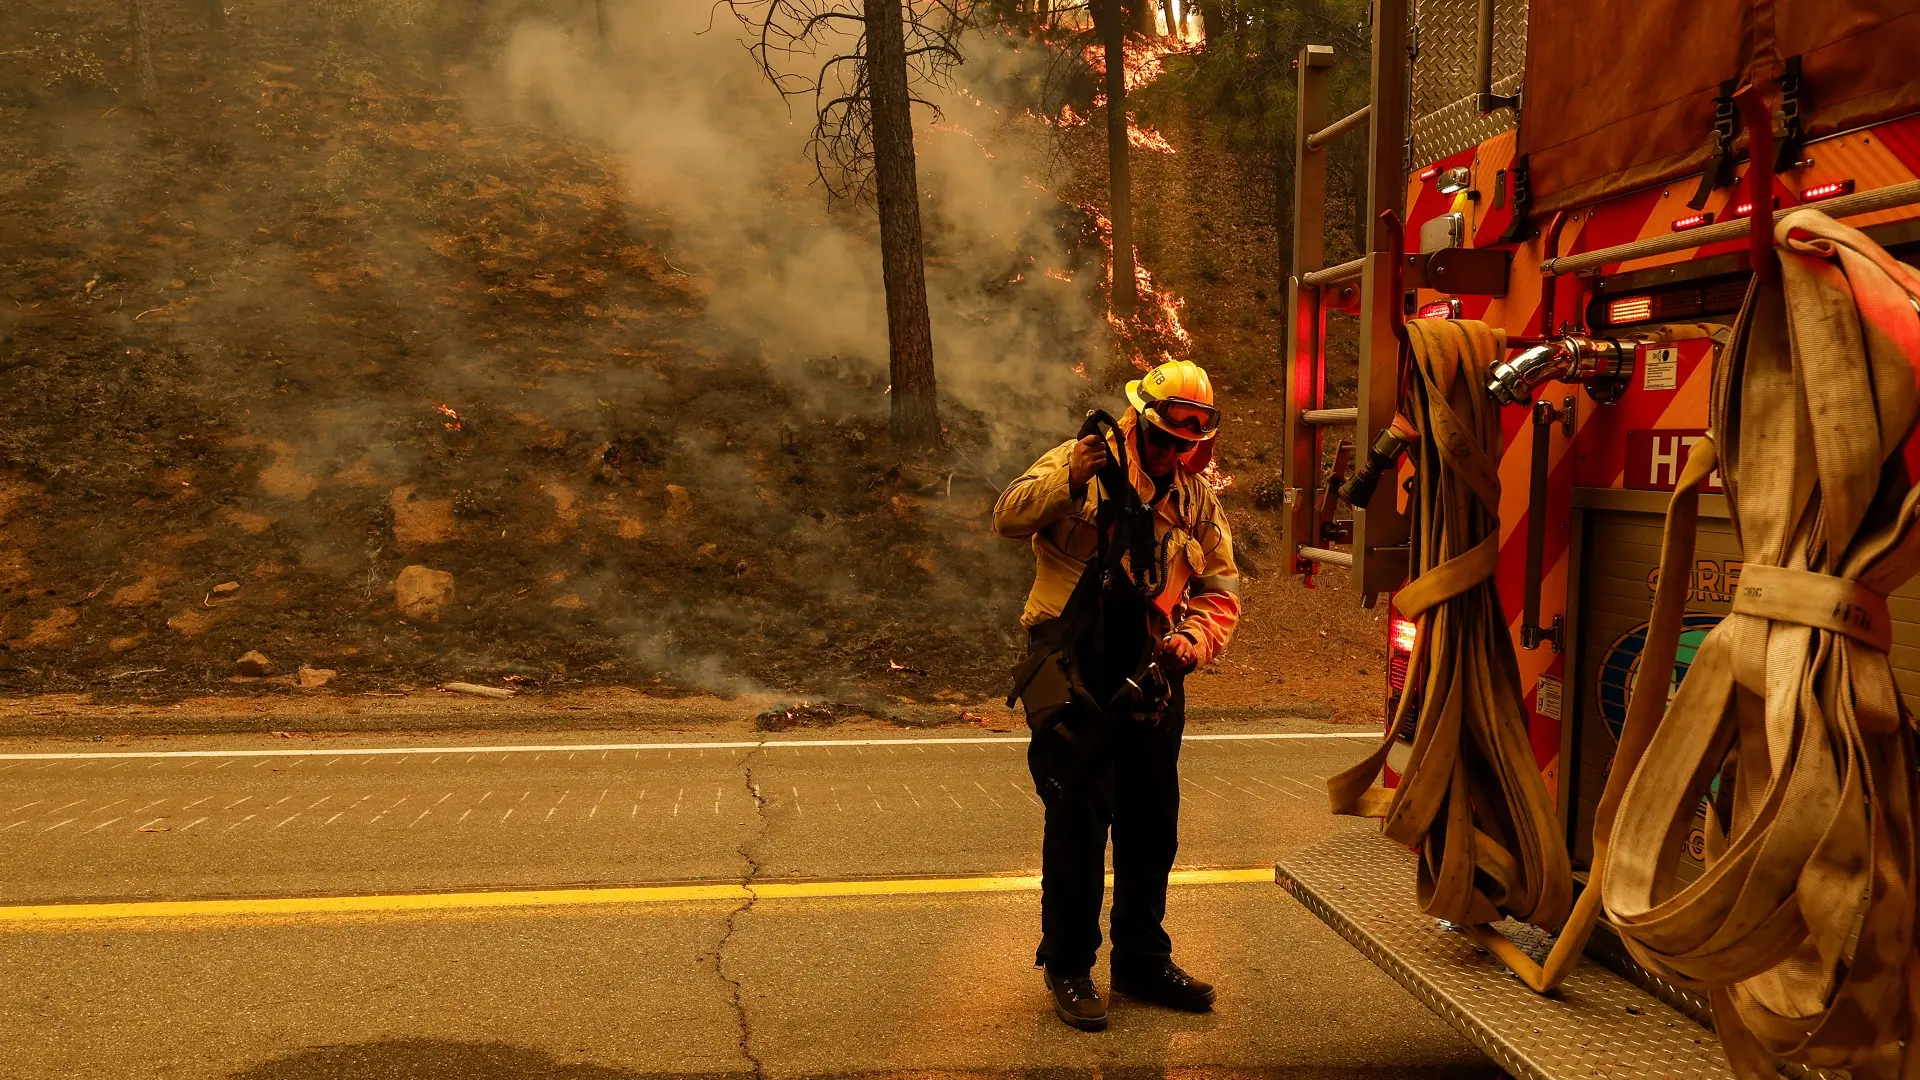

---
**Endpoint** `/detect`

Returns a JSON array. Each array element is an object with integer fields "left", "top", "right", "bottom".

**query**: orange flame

[
  {"left": 1027, "top": 102, "right": 1090, "bottom": 128},
  {"left": 930, "top": 121, "right": 995, "bottom": 159},
  {"left": 1201, "top": 460, "right": 1234, "bottom": 494},
  {"left": 1079, "top": 203, "right": 1193, "bottom": 374},
  {"left": 1087, "top": 36, "right": 1202, "bottom": 100},
  {"left": 1127, "top": 118, "right": 1175, "bottom": 154},
  {"left": 436, "top": 404, "right": 462, "bottom": 432}
]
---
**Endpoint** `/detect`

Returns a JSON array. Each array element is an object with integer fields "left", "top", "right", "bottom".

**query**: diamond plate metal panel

[
  {"left": 1275, "top": 830, "right": 1736, "bottom": 1080},
  {"left": 1584, "top": 900, "right": 1845, "bottom": 1080},
  {"left": 1409, "top": 0, "right": 1526, "bottom": 166}
]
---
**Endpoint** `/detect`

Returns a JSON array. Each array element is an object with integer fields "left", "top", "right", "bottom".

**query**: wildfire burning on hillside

[
  {"left": 958, "top": 34, "right": 1198, "bottom": 384},
  {"left": 1028, "top": 102, "right": 1091, "bottom": 128},
  {"left": 1088, "top": 36, "right": 1203, "bottom": 105},
  {"left": 1127, "top": 116, "right": 1175, "bottom": 154},
  {"left": 1083, "top": 205, "right": 1191, "bottom": 372}
]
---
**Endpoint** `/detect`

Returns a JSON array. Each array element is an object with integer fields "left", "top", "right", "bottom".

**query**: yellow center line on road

[
  {"left": 0, "top": 732, "right": 1374, "bottom": 761},
  {"left": 0, "top": 868, "right": 1273, "bottom": 926}
]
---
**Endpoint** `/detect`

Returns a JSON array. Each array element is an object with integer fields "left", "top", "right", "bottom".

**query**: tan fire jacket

[{"left": 991, "top": 411, "right": 1241, "bottom": 667}]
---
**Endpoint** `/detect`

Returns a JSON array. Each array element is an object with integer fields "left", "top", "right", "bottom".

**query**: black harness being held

[{"left": 1008, "top": 410, "right": 1163, "bottom": 738}]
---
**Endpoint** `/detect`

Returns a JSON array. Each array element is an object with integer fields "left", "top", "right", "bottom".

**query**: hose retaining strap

[
  {"left": 1391, "top": 534, "right": 1498, "bottom": 617},
  {"left": 1731, "top": 564, "right": 1893, "bottom": 652}
]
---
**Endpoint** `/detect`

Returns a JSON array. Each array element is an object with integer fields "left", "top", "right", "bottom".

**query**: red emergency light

[
  {"left": 1391, "top": 617, "right": 1418, "bottom": 653},
  {"left": 1670, "top": 212, "right": 1714, "bottom": 232},
  {"left": 1801, "top": 179, "right": 1855, "bottom": 202},
  {"left": 1388, "top": 617, "right": 1417, "bottom": 692},
  {"left": 1417, "top": 298, "right": 1460, "bottom": 320},
  {"left": 1603, "top": 280, "right": 1737, "bottom": 329},
  {"left": 1418, "top": 164, "right": 1442, "bottom": 181},
  {"left": 1607, "top": 296, "right": 1656, "bottom": 325}
]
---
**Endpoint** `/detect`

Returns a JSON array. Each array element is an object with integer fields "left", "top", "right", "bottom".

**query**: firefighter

[{"left": 993, "top": 358, "right": 1241, "bottom": 1032}]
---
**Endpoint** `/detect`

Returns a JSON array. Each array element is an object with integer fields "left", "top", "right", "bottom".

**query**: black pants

[{"left": 1027, "top": 685, "right": 1185, "bottom": 977}]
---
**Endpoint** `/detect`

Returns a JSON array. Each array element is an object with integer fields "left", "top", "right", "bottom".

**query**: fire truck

[{"left": 1272, "top": 0, "right": 1920, "bottom": 1076}]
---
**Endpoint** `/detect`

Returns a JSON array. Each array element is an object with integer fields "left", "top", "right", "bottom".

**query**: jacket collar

[{"left": 1110, "top": 408, "right": 1194, "bottom": 522}]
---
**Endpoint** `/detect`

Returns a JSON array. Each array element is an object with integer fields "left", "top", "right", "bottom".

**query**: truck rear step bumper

[{"left": 1276, "top": 830, "right": 1735, "bottom": 1080}]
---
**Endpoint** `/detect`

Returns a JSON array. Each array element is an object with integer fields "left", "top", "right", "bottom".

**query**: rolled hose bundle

[
  {"left": 1603, "top": 210, "right": 1920, "bottom": 1077},
  {"left": 1328, "top": 318, "right": 1573, "bottom": 932}
]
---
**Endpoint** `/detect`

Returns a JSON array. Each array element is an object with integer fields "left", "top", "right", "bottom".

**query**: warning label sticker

[
  {"left": 1535, "top": 675, "right": 1563, "bottom": 722},
  {"left": 1643, "top": 345, "right": 1679, "bottom": 391}
]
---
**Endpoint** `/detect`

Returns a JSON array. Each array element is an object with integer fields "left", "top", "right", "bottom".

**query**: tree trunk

[
  {"left": 1160, "top": 0, "right": 1180, "bottom": 39},
  {"left": 203, "top": 0, "right": 227, "bottom": 30},
  {"left": 1122, "top": 0, "right": 1159, "bottom": 37},
  {"left": 128, "top": 0, "right": 158, "bottom": 108},
  {"left": 1095, "top": 0, "right": 1136, "bottom": 325},
  {"left": 1192, "top": 0, "right": 1214, "bottom": 44},
  {"left": 864, "top": 0, "right": 940, "bottom": 450},
  {"left": 1265, "top": 0, "right": 1284, "bottom": 274}
]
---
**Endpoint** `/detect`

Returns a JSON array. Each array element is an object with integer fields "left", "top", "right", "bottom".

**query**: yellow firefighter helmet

[{"left": 1126, "top": 359, "right": 1220, "bottom": 442}]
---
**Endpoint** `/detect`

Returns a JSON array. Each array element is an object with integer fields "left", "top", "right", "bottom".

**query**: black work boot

[
  {"left": 1043, "top": 968, "right": 1108, "bottom": 1031},
  {"left": 1113, "top": 960, "right": 1215, "bottom": 1012}
]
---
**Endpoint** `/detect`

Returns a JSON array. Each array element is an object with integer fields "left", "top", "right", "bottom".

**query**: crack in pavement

[{"left": 710, "top": 746, "right": 769, "bottom": 1080}]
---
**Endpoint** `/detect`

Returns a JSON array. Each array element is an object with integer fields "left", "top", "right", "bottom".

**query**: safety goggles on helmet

[{"left": 1147, "top": 397, "right": 1220, "bottom": 441}]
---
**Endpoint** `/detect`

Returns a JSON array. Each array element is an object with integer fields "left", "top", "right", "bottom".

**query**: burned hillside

[{"left": 0, "top": 0, "right": 1383, "bottom": 719}]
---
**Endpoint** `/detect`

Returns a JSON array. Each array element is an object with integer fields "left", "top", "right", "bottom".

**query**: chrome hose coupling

[{"left": 1487, "top": 335, "right": 1632, "bottom": 406}]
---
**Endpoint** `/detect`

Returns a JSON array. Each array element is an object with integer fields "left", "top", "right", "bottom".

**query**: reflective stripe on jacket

[{"left": 991, "top": 412, "right": 1240, "bottom": 667}]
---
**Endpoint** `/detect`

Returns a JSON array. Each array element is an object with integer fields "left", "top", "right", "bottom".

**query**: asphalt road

[{"left": 0, "top": 721, "right": 1497, "bottom": 1080}]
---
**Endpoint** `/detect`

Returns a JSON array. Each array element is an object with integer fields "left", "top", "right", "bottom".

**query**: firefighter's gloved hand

[
  {"left": 1157, "top": 632, "right": 1201, "bottom": 677},
  {"left": 1066, "top": 434, "right": 1110, "bottom": 495}
]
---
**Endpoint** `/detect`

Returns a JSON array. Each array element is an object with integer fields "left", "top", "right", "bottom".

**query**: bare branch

[{"left": 725, "top": 0, "right": 979, "bottom": 203}]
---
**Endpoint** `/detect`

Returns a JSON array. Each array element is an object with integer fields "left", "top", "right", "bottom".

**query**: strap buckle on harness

[
  {"left": 1773, "top": 56, "right": 1805, "bottom": 173},
  {"left": 1496, "top": 156, "right": 1531, "bottom": 245},
  {"left": 1686, "top": 79, "right": 1740, "bottom": 212}
]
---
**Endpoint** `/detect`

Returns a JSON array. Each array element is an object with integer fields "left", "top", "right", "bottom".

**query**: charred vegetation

[{"left": 0, "top": 0, "right": 1383, "bottom": 724}]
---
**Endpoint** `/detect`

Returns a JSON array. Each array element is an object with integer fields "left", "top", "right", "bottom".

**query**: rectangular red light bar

[
  {"left": 1417, "top": 298, "right": 1460, "bottom": 320},
  {"left": 1418, "top": 164, "right": 1441, "bottom": 181},
  {"left": 1801, "top": 179, "right": 1855, "bottom": 202},
  {"left": 1608, "top": 295, "right": 1656, "bottom": 325},
  {"left": 1671, "top": 212, "right": 1714, "bottom": 232}
]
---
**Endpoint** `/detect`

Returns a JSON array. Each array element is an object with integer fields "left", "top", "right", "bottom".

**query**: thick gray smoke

[
  {"left": 489, "top": 0, "right": 1100, "bottom": 440},
  {"left": 1, "top": 0, "right": 1093, "bottom": 701}
]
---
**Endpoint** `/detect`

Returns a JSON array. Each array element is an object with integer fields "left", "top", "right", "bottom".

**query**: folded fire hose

[
  {"left": 1328, "top": 318, "right": 1573, "bottom": 934},
  {"left": 1602, "top": 210, "right": 1920, "bottom": 1079}
]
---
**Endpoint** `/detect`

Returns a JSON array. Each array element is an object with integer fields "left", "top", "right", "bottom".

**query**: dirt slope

[{"left": 0, "top": 2, "right": 1384, "bottom": 727}]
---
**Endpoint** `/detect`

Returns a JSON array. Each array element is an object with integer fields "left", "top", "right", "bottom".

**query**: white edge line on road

[{"left": 0, "top": 731, "right": 1374, "bottom": 761}]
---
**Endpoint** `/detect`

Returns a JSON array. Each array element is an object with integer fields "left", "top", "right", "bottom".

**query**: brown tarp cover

[{"left": 1519, "top": 0, "right": 1920, "bottom": 214}]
